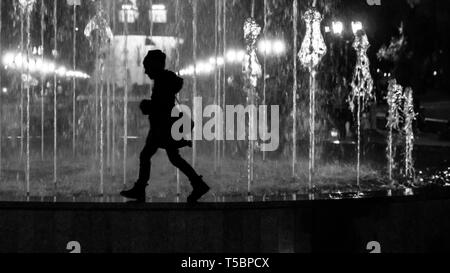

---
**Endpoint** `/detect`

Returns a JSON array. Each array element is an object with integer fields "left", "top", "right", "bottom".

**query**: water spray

[
  {"left": 348, "top": 30, "right": 374, "bottom": 189},
  {"left": 298, "top": 8, "right": 327, "bottom": 194},
  {"left": 84, "top": 0, "right": 113, "bottom": 196},
  {"left": 403, "top": 87, "right": 416, "bottom": 183},
  {"left": 386, "top": 79, "right": 403, "bottom": 183},
  {"left": 243, "top": 17, "right": 262, "bottom": 201}
]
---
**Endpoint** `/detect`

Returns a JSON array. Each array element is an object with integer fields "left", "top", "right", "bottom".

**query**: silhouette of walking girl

[{"left": 121, "top": 50, "right": 209, "bottom": 203}]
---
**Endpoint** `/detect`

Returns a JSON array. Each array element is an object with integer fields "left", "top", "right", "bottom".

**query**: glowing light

[
  {"left": 331, "top": 129, "right": 339, "bottom": 138},
  {"left": 186, "top": 65, "right": 195, "bottom": 75},
  {"left": 3, "top": 52, "right": 89, "bottom": 78},
  {"left": 42, "top": 62, "right": 56, "bottom": 74},
  {"left": 258, "top": 40, "right": 272, "bottom": 55},
  {"left": 298, "top": 9, "right": 327, "bottom": 70},
  {"left": 150, "top": 4, "right": 167, "bottom": 23},
  {"left": 35, "top": 59, "right": 43, "bottom": 70},
  {"left": 28, "top": 59, "right": 37, "bottom": 72},
  {"left": 2, "top": 88, "right": 7, "bottom": 94},
  {"left": 216, "top": 57, "right": 225, "bottom": 66},
  {"left": 56, "top": 67, "right": 67, "bottom": 76},
  {"left": 332, "top": 21, "right": 344, "bottom": 35},
  {"left": 196, "top": 62, "right": 213, "bottom": 75},
  {"left": 3, "top": 53, "right": 14, "bottom": 67},
  {"left": 152, "top": 4, "right": 166, "bottom": 10},
  {"left": 208, "top": 57, "right": 224, "bottom": 66},
  {"left": 273, "top": 40, "right": 286, "bottom": 55},
  {"left": 14, "top": 54, "right": 24, "bottom": 68},
  {"left": 433, "top": 71, "right": 438, "bottom": 76},
  {"left": 236, "top": 50, "right": 246, "bottom": 62},
  {"left": 226, "top": 50, "right": 237, "bottom": 62},
  {"left": 352, "top": 21, "right": 363, "bottom": 34}
]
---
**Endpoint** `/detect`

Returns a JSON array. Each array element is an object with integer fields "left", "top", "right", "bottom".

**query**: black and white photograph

[{"left": 0, "top": 0, "right": 449, "bottom": 264}]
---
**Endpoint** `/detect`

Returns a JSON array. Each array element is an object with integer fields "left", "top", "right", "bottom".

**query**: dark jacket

[{"left": 140, "top": 70, "right": 189, "bottom": 149}]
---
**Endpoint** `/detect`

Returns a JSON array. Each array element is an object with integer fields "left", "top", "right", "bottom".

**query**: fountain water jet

[
  {"left": 0, "top": 0, "right": 2, "bottom": 178},
  {"left": 298, "top": 7, "right": 327, "bottom": 193},
  {"left": 262, "top": 0, "right": 268, "bottom": 162},
  {"left": 111, "top": 0, "right": 117, "bottom": 177},
  {"left": 53, "top": 0, "right": 57, "bottom": 197},
  {"left": 84, "top": 0, "right": 113, "bottom": 194},
  {"left": 72, "top": 3, "right": 78, "bottom": 157},
  {"left": 16, "top": 1, "right": 32, "bottom": 192},
  {"left": 243, "top": 17, "right": 262, "bottom": 201},
  {"left": 20, "top": 7, "right": 24, "bottom": 161},
  {"left": 106, "top": 0, "right": 111, "bottom": 173},
  {"left": 386, "top": 79, "right": 403, "bottom": 183},
  {"left": 175, "top": 0, "right": 180, "bottom": 202},
  {"left": 148, "top": 0, "right": 153, "bottom": 99},
  {"left": 214, "top": 0, "right": 219, "bottom": 173},
  {"left": 403, "top": 87, "right": 416, "bottom": 182},
  {"left": 100, "top": 57, "right": 104, "bottom": 196},
  {"left": 348, "top": 30, "right": 374, "bottom": 188},
  {"left": 222, "top": 0, "right": 227, "bottom": 160},
  {"left": 292, "top": 0, "right": 298, "bottom": 178},
  {"left": 192, "top": 0, "right": 198, "bottom": 167},
  {"left": 217, "top": 0, "right": 223, "bottom": 167},
  {"left": 123, "top": 5, "right": 129, "bottom": 186},
  {"left": 24, "top": 0, "right": 37, "bottom": 200},
  {"left": 40, "top": 0, "right": 45, "bottom": 160}
]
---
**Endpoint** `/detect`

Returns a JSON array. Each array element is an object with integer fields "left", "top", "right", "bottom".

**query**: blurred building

[{"left": 108, "top": 0, "right": 182, "bottom": 88}]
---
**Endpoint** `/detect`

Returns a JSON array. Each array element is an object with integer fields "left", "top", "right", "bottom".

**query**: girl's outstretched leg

[{"left": 166, "top": 149, "right": 210, "bottom": 203}]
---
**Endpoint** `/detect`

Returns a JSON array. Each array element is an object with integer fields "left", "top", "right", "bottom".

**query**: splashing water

[
  {"left": 348, "top": 31, "right": 374, "bottom": 188},
  {"left": 403, "top": 87, "right": 416, "bottom": 182},
  {"left": 298, "top": 8, "right": 327, "bottom": 192},
  {"left": 18, "top": 0, "right": 36, "bottom": 13},
  {"left": 243, "top": 17, "right": 262, "bottom": 200},
  {"left": 84, "top": 1, "right": 112, "bottom": 195},
  {"left": 386, "top": 79, "right": 404, "bottom": 182},
  {"left": 84, "top": 3, "right": 113, "bottom": 49}
]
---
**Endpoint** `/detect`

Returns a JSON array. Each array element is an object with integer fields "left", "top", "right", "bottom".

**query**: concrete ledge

[{"left": 1, "top": 193, "right": 450, "bottom": 253}]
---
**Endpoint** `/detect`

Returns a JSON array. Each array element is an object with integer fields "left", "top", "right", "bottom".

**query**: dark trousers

[{"left": 137, "top": 137, "right": 200, "bottom": 186}]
